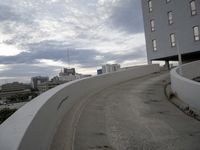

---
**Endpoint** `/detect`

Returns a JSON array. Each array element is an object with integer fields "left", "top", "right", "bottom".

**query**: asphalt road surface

[{"left": 50, "top": 72, "right": 200, "bottom": 150}]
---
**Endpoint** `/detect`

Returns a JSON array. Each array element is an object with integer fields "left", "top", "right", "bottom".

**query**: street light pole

[
  {"left": 176, "top": 39, "right": 183, "bottom": 75},
  {"left": 174, "top": 0, "right": 183, "bottom": 75},
  {"left": 67, "top": 49, "right": 70, "bottom": 68}
]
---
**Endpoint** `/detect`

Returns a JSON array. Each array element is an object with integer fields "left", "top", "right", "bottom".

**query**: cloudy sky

[{"left": 0, "top": 0, "right": 146, "bottom": 84}]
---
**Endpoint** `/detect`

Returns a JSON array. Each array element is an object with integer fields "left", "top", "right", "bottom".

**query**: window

[
  {"left": 166, "top": 0, "right": 171, "bottom": 3},
  {"left": 170, "top": 33, "right": 176, "bottom": 47},
  {"left": 152, "top": 39, "right": 157, "bottom": 51},
  {"left": 190, "top": 0, "right": 197, "bottom": 16},
  {"left": 168, "top": 11, "right": 173, "bottom": 25},
  {"left": 150, "top": 19, "right": 155, "bottom": 31},
  {"left": 148, "top": 0, "right": 153, "bottom": 12},
  {"left": 193, "top": 26, "right": 200, "bottom": 41}
]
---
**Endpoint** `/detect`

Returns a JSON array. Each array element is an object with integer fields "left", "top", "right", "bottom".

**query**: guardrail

[
  {"left": 171, "top": 60, "right": 200, "bottom": 111},
  {"left": 0, "top": 64, "right": 160, "bottom": 150}
]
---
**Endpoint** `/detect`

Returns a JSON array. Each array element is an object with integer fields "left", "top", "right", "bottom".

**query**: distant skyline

[{"left": 0, "top": 0, "right": 146, "bottom": 84}]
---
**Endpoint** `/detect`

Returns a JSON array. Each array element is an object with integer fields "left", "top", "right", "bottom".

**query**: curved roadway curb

[{"left": 164, "top": 82, "right": 200, "bottom": 121}]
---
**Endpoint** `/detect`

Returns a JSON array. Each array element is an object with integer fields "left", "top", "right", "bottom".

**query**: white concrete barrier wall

[
  {"left": 0, "top": 64, "right": 160, "bottom": 150},
  {"left": 180, "top": 60, "right": 200, "bottom": 79},
  {"left": 171, "top": 60, "right": 200, "bottom": 110}
]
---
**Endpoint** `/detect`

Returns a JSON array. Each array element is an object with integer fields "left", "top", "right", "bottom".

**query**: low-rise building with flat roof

[
  {"left": 102, "top": 64, "right": 120, "bottom": 74},
  {"left": 31, "top": 76, "right": 49, "bottom": 90}
]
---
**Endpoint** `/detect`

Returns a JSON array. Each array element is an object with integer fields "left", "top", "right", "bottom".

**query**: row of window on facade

[
  {"left": 148, "top": 0, "right": 172, "bottom": 12},
  {"left": 150, "top": 11, "right": 172, "bottom": 32},
  {"left": 152, "top": 26, "right": 199, "bottom": 51},
  {"left": 148, "top": 0, "right": 197, "bottom": 16},
  {"left": 149, "top": 0, "right": 198, "bottom": 32}
]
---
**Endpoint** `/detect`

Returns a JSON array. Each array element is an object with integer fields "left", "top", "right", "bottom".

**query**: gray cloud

[
  {"left": 0, "top": 0, "right": 146, "bottom": 83},
  {"left": 0, "top": 64, "right": 58, "bottom": 80},
  {"left": 0, "top": 5, "right": 20, "bottom": 21},
  {"left": 0, "top": 3, "right": 35, "bottom": 25},
  {"left": 0, "top": 40, "right": 146, "bottom": 68},
  {"left": 108, "top": 0, "right": 144, "bottom": 33}
]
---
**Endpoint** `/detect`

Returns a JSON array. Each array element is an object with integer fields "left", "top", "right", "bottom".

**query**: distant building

[
  {"left": 75, "top": 73, "right": 92, "bottom": 79},
  {"left": 0, "top": 90, "right": 31, "bottom": 100},
  {"left": 51, "top": 76, "right": 60, "bottom": 82},
  {"left": 1, "top": 82, "right": 31, "bottom": 92},
  {"left": 59, "top": 68, "right": 76, "bottom": 76},
  {"left": 31, "top": 76, "right": 49, "bottom": 90},
  {"left": 38, "top": 74, "right": 92, "bottom": 94},
  {"left": 0, "top": 82, "right": 31, "bottom": 100},
  {"left": 37, "top": 81, "right": 65, "bottom": 94},
  {"left": 102, "top": 64, "right": 120, "bottom": 74},
  {"left": 97, "top": 69, "right": 103, "bottom": 75},
  {"left": 58, "top": 74, "right": 76, "bottom": 82},
  {"left": 141, "top": 0, "right": 200, "bottom": 64},
  {"left": 58, "top": 68, "right": 91, "bottom": 82}
]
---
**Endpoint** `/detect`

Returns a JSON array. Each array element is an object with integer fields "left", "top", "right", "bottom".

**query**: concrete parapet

[
  {"left": 0, "top": 64, "right": 160, "bottom": 150},
  {"left": 171, "top": 60, "right": 200, "bottom": 113}
]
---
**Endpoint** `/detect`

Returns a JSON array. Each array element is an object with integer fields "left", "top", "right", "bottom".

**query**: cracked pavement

[{"left": 50, "top": 72, "right": 200, "bottom": 150}]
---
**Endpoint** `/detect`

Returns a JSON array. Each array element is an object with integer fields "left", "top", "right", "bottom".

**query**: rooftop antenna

[{"left": 67, "top": 48, "right": 70, "bottom": 69}]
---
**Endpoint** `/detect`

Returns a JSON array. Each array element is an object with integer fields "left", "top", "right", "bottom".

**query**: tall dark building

[{"left": 141, "top": 0, "right": 200, "bottom": 64}]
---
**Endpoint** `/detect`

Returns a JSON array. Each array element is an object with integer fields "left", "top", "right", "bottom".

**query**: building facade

[
  {"left": 141, "top": 0, "right": 200, "bottom": 63},
  {"left": 58, "top": 67, "right": 91, "bottom": 81},
  {"left": 31, "top": 76, "right": 49, "bottom": 90},
  {"left": 102, "top": 64, "right": 121, "bottom": 74},
  {"left": 97, "top": 69, "right": 103, "bottom": 75},
  {"left": 59, "top": 68, "right": 76, "bottom": 76},
  {"left": 1, "top": 82, "right": 31, "bottom": 92},
  {"left": 37, "top": 81, "right": 65, "bottom": 94}
]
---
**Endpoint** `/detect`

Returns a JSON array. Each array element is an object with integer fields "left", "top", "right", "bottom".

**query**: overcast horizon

[{"left": 0, "top": 0, "right": 147, "bottom": 84}]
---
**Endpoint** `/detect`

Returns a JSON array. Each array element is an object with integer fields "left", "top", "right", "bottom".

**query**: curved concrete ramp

[
  {"left": 0, "top": 65, "right": 160, "bottom": 150},
  {"left": 50, "top": 72, "right": 200, "bottom": 150}
]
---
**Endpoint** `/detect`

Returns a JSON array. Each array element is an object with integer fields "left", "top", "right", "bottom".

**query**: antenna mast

[{"left": 67, "top": 49, "right": 70, "bottom": 68}]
